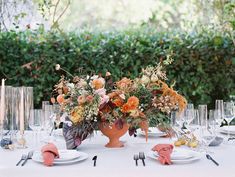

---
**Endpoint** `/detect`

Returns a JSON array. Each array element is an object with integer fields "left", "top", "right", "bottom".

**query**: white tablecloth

[{"left": 0, "top": 131, "right": 234, "bottom": 177}]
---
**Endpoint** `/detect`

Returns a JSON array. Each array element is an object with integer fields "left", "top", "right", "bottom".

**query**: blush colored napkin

[
  {"left": 152, "top": 144, "right": 174, "bottom": 165},
  {"left": 41, "top": 143, "right": 60, "bottom": 166}
]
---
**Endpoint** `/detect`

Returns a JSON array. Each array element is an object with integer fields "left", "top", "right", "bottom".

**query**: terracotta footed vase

[{"left": 99, "top": 122, "right": 129, "bottom": 148}]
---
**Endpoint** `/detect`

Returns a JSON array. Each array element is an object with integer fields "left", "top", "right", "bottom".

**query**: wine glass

[
  {"left": 223, "top": 101, "right": 235, "bottom": 142},
  {"left": 185, "top": 108, "right": 195, "bottom": 128},
  {"left": 224, "top": 102, "right": 234, "bottom": 123},
  {"left": 171, "top": 110, "right": 186, "bottom": 138},
  {"left": 29, "top": 109, "right": 43, "bottom": 148},
  {"left": 190, "top": 109, "right": 200, "bottom": 133}
]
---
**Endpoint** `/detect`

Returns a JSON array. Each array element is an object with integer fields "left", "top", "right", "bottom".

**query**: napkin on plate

[
  {"left": 152, "top": 144, "right": 174, "bottom": 165},
  {"left": 41, "top": 143, "right": 60, "bottom": 166}
]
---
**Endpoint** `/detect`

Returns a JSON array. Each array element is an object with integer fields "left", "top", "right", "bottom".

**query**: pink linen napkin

[
  {"left": 152, "top": 144, "right": 174, "bottom": 165},
  {"left": 41, "top": 143, "right": 60, "bottom": 166}
]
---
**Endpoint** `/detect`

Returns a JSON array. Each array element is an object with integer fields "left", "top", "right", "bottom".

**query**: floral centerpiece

[
  {"left": 52, "top": 60, "right": 186, "bottom": 149},
  {"left": 129, "top": 62, "right": 187, "bottom": 131},
  {"left": 52, "top": 65, "right": 148, "bottom": 149},
  {"left": 52, "top": 66, "right": 104, "bottom": 149}
]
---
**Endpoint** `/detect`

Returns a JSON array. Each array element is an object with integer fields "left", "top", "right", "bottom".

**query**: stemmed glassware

[
  {"left": 43, "top": 104, "right": 55, "bottom": 142},
  {"left": 29, "top": 109, "right": 43, "bottom": 148},
  {"left": 42, "top": 101, "right": 50, "bottom": 130},
  {"left": 170, "top": 110, "right": 186, "bottom": 139},
  {"left": 189, "top": 109, "right": 200, "bottom": 132},
  {"left": 215, "top": 99, "right": 224, "bottom": 122},
  {"left": 208, "top": 110, "right": 219, "bottom": 135},
  {"left": 223, "top": 101, "right": 235, "bottom": 141},
  {"left": 198, "top": 105, "right": 215, "bottom": 153}
]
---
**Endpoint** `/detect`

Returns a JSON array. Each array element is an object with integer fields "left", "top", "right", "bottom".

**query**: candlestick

[
  {"left": 0, "top": 79, "right": 5, "bottom": 126},
  {"left": 0, "top": 79, "right": 5, "bottom": 137},
  {"left": 20, "top": 87, "right": 24, "bottom": 135}
]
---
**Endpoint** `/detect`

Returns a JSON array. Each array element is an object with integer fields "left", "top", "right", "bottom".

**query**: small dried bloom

[{"left": 55, "top": 64, "right": 60, "bottom": 71}]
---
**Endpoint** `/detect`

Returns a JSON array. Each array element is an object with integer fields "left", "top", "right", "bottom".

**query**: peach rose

[
  {"left": 116, "top": 77, "right": 132, "bottom": 91},
  {"left": 57, "top": 95, "right": 65, "bottom": 104},
  {"left": 86, "top": 95, "right": 94, "bottom": 103},
  {"left": 92, "top": 78, "right": 105, "bottom": 90},
  {"left": 77, "top": 95, "right": 86, "bottom": 105}
]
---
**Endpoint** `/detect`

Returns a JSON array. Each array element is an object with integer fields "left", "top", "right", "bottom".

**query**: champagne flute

[
  {"left": 42, "top": 101, "right": 50, "bottom": 130},
  {"left": 43, "top": 105, "right": 55, "bottom": 142},
  {"left": 215, "top": 99, "right": 224, "bottom": 122},
  {"left": 208, "top": 110, "right": 219, "bottom": 135},
  {"left": 199, "top": 106, "right": 215, "bottom": 153}
]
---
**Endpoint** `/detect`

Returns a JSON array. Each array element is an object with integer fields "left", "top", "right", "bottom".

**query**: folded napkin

[
  {"left": 41, "top": 143, "right": 60, "bottom": 166},
  {"left": 152, "top": 144, "right": 174, "bottom": 165}
]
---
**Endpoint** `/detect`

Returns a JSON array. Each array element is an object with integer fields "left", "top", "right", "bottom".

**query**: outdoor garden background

[{"left": 0, "top": 0, "right": 234, "bottom": 112}]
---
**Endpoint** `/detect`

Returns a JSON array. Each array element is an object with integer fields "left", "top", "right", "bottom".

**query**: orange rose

[
  {"left": 113, "top": 98, "right": 124, "bottom": 107},
  {"left": 121, "top": 103, "right": 131, "bottom": 113},
  {"left": 92, "top": 78, "right": 105, "bottom": 90},
  {"left": 127, "top": 96, "right": 139, "bottom": 109}
]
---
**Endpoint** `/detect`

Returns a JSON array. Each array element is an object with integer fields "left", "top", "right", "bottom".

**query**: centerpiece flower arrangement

[
  {"left": 52, "top": 65, "right": 148, "bottom": 149},
  {"left": 52, "top": 59, "right": 187, "bottom": 149},
  {"left": 129, "top": 62, "right": 187, "bottom": 131}
]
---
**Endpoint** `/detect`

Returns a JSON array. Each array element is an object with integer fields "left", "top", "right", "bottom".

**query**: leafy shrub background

[{"left": 0, "top": 29, "right": 234, "bottom": 109}]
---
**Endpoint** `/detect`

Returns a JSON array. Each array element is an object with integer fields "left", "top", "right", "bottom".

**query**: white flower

[
  {"left": 90, "top": 75, "right": 99, "bottom": 80},
  {"left": 150, "top": 74, "right": 159, "bottom": 82},
  {"left": 67, "top": 83, "right": 74, "bottom": 89},
  {"left": 55, "top": 64, "right": 60, "bottom": 71},
  {"left": 78, "top": 79, "right": 87, "bottom": 87},
  {"left": 141, "top": 75, "right": 150, "bottom": 85},
  {"left": 95, "top": 88, "right": 106, "bottom": 97},
  {"left": 119, "top": 93, "right": 125, "bottom": 100}
]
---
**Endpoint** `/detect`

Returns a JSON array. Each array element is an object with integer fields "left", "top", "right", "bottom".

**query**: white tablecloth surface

[{"left": 0, "top": 131, "right": 234, "bottom": 177}]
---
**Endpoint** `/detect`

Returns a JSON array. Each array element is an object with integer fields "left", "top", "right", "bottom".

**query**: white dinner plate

[
  {"left": 147, "top": 149, "right": 202, "bottom": 164},
  {"left": 153, "top": 149, "right": 194, "bottom": 160},
  {"left": 138, "top": 127, "right": 167, "bottom": 137},
  {"left": 32, "top": 150, "right": 88, "bottom": 165},
  {"left": 54, "top": 150, "right": 80, "bottom": 162},
  {"left": 219, "top": 126, "right": 235, "bottom": 135}
]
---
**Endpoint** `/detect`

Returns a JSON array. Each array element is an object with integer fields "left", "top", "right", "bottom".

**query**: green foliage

[{"left": 0, "top": 29, "right": 234, "bottom": 110}]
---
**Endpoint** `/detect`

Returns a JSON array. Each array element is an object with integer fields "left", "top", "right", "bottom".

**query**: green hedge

[{"left": 0, "top": 29, "right": 234, "bottom": 108}]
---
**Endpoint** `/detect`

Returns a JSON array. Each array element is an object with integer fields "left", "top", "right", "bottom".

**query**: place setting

[
  {"left": 147, "top": 146, "right": 203, "bottom": 165},
  {"left": 15, "top": 143, "right": 89, "bottom": 167}
]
